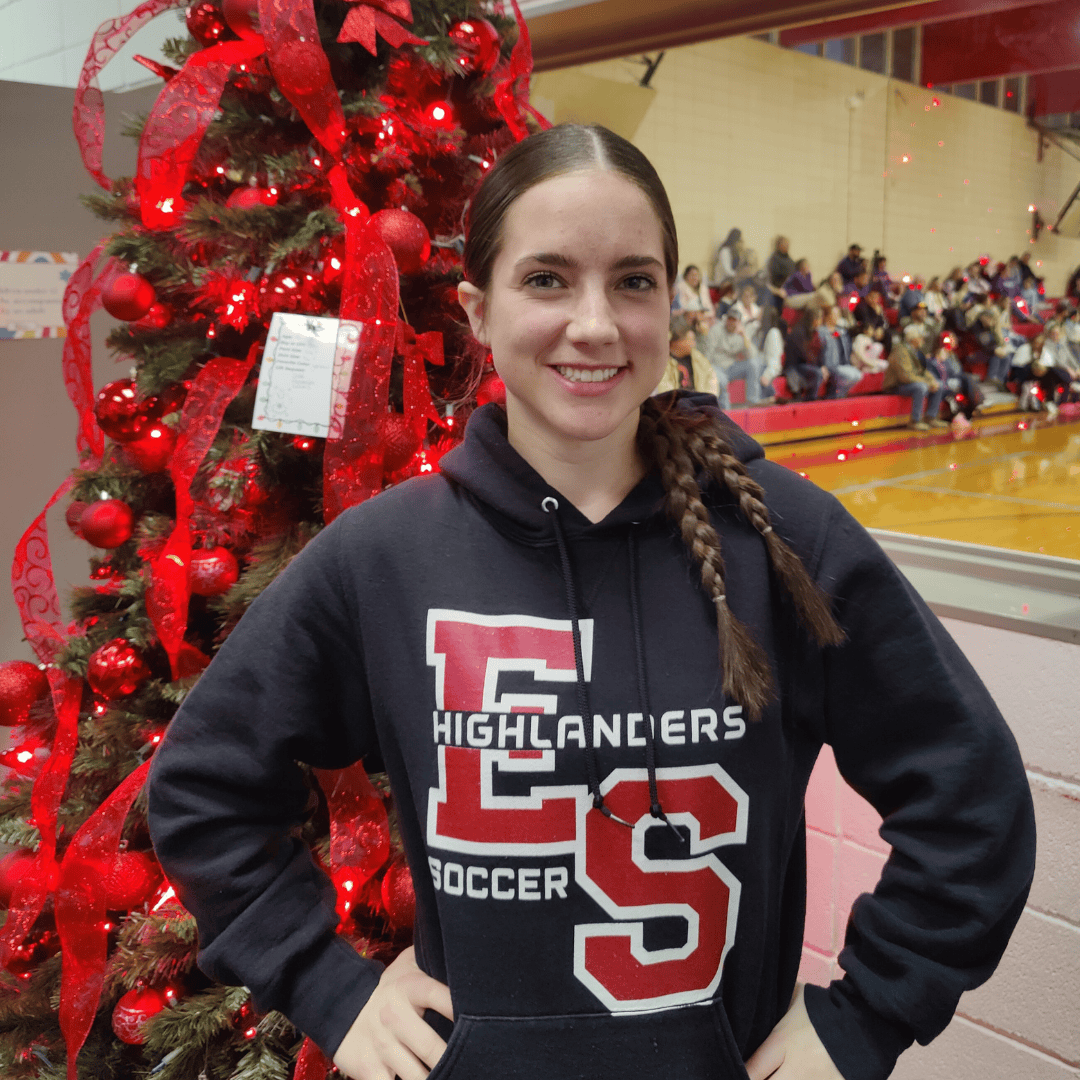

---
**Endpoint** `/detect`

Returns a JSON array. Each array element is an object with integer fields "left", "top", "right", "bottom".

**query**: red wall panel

[{"left": 1029, "top": 68, "right": 1080, "bottom": 115}]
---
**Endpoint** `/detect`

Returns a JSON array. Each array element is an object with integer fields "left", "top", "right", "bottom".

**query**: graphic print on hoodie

[{"left": 147, "top": 394, "right": 1035, "bottom": 1080}]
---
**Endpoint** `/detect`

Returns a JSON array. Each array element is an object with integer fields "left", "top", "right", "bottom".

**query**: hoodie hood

[{"left": 439, "top": 391, "right": 765, "bottom": 544}]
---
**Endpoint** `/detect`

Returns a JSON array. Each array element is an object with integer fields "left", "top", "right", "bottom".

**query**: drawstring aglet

[
  {"left": 650, "top": 802, "right": 689, "bottom": 846},
  {"left": 594, "top": 797, "right": 634, "bottom": 829}
]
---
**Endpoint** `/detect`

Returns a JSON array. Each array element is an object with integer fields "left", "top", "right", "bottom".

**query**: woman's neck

[{"left": 505, "top": 401, "right": 645, "bottom": 524}]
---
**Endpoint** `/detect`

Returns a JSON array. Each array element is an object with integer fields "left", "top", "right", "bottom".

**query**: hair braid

[{"left": 638, "top": 397, "right": 845, "bottom": 720}]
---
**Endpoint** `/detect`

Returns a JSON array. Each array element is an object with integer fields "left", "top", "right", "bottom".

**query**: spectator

[
  {"left": 885, "top": 323, "right": 947, "bottom": 430},
  {"left": 756, "top": 305, "right": 786, "bottom": 400},
  {"left": 898, "top": 277, "right": 925, "bottom": 320},
  {"left": 855, "top": 289, "right": 893, "bottom": 355},
  {"left": 712, "top": 228, "right": 745, "bottom": 285},
  {"left": 942, "top": 266, "right": 966, "bottom": 301},
  {"left": 782, "top": 259, "right": 816, "bottom": 309},
  {"left": 1018, "top": 253, "right": 1044, "bottom": 322},
  {"left": 1061, "top": 306, "right": 1080, "bottom": 363},
  {"left": 731, "top": 282, "right": 764, "bottom": 341},
  {"left": 851, "top": 327, "right": 888, "bottom": 374},
  {"left": 842, "top": 269, "right": 871, "bottom": 306},
  {"left": 999, "top": 256, "right": 1023, "bottom": 297},
  {"left": 1066, "top": 264, "right": 1080, "bottom": 304},
  {"left": 929, "top": 332, "right": 982, "bottom": 422},
  {"left": 971, "top": 307, "right": 1011, "bottom": 391},
  {"left": 817, "top": 306, "right": 862, "bottom": 398},
  {"left": 767, "top": 236, "right": 796, "bottom": 293},
  {"left": 705, "top": 310, "right": 766, "bottom": 410},
  {"left": 785, "top": 308, "right": 826, "bottom": 400},
  {"left": 656, "top": 315, "right": 719, "bottom": 396},
  {"left": 1012, "top": 334, "right": 1064, "bottom": 417},
  {"left": 672, "top": 265, "right": 715, "bottom": 319},
  {"left": 836, "top": 243, "right": 865, "bottom": 284},
  {"left": 870, "top": 251, "right": 896, "bottom": 299},
  {"left": 923, "top": 277, "right": 948, "bottom": 327}
]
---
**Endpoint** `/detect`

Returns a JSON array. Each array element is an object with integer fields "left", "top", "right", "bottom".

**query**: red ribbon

[
  {"left": 338, "top": 0, "right": 426, "bottom": 54},
  {"left": 61, "top": 240, "right": 114, "bottom": 466},
  {"left": 55, "top": 760, "right": 153, "bottom": 1080},
  {"left": 399, "top": 324, "right": 445, "bottom": 435},
  {"left": 0, "top": 673, "right": 82, "bottom": 972},
  {"left": 314, "top": 763, "right": 390, "bottom": 895},
  {"left": 135, "top": 37, "right": 266, "bottom": 230},
  {"left": 258, "top": 0, "right": 348, "bottom": 156},
  {"left": 294, "top": 1037, "right": 333, "bottom": 1080},
  {"left": 146, "top": 352, "right": 256, "bottom": 675},
  {"left": 73, "top": 0, "right": 188, "bottom": 191},
  {"left": 493, "top": 0, "right": 549, "bottom": 140}
]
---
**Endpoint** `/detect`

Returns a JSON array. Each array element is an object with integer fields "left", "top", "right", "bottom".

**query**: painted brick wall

[
  {"left": 532, "top": 36, "right": 1080, "bottom": 297},
  {"left": 802, "top": 617, "right": 1080, "bottom": 1079}
]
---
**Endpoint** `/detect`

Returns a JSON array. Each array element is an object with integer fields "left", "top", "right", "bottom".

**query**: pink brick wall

[{"left": 802, "top": 618, "right": 1080, "bottom": 1079}]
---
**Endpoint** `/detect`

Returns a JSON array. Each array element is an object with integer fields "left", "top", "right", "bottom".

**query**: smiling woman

[{"left": 148, "top": 124, "right": 1036, "bottom": 1080}]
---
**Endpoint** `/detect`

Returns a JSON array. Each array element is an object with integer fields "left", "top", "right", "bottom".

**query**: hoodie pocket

[{"left": 426, "top": 1002, "right": 751, "bottom": 1080}]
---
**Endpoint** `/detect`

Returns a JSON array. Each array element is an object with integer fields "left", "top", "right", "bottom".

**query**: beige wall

[
  {"left": 804, "top": 618, "right": 1080, "bottom": 1079},
  {"left": 532, "top": 36, "right": 1080, "bottom": 293}
]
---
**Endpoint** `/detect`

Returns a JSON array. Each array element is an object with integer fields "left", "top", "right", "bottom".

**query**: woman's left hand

[{"left": 744, "top": 984, "right": 844, "bottom": 1080}]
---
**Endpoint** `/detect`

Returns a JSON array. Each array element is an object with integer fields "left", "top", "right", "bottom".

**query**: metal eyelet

[{"left": 541, "top": 497, "right": 559, "bottom": 513}]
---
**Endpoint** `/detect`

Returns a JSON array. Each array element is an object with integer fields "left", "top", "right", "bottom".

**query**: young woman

[{"left": 148, "top": 125, "right": 1035, "bottom": 1080}]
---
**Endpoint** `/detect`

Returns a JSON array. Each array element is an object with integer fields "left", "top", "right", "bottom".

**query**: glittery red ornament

[
  {"left": 185, "top": 1, "right": 229, "bottom": 46},
  {"left": 86, "top": 639, "right": 151, "bottom": 699},
  {"left": 102, "top": 273, "right": 156, "bottom": 322},
  {"left": 189, "top": 547, "right": 240, "bottom": 596},
  {"left": 221, "top": 0, "right": 260, "bottom": 39},
  {"left": 378, "top": 413, "right": 423, "bottom": 472},
  {"left": 103, "top": 850, "right": 163, "bottom": 910},
  {"left": 226, "top": 185, "right": 279, "bottom": 209},
  {"left": 133, "top": 302, "right": 173, "bottom": 330},
  {"left": 475, "top": 371, "right": 506, "bottom": 407},
  {"left": 80, "top": 499, "right": 134, "bottom": 549},
  {"left": 95, "top": 379, "right": 157, "bottom": 442},
  {"left": 448, "top": 18, "right": 500, "bottom": 75},
  {"left": 0, "top": 850, "right": 39, "bottom": 906},
  {"left": 0, "top": 661, "right": 49, "bottom": 726},
  {"left": 368, "top": 209, "right": 430, "bottom": 274},
  {"left": 276, "top": 39, "right": 331, "bottom": 97},
  {"left": 5, "top": 927, "right": 60, "bottom": 977},
  {"left": 120, "top": 421, "right": 177, "bottom": 474},
  {"left": 380, "top": 860, "right": 415, "bottom": 927},
  {"left": 112, "top": 986, "right": 177, "bottom": 1045}
]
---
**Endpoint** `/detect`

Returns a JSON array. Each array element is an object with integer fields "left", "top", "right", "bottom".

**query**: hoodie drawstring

[{"left": 542, "top": 497, "right": 681, "bottom": 841}]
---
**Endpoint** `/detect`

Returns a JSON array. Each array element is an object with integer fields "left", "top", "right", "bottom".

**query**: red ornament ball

[
  {"left": 102, "top": 273, "right": 156, "bottom": 322},
  {"left": 475, "top": 371, "right": 506, "bottom": 407},
  {"left": 112, "top": 986, "right": 176, "bottom": 1045},
  {"left": 0, "top": 850, "right": 40, "bottom": 907},
  {"left": 189, "top": 547, "right": 240, "bottom": 597},
  {"left": 120, "top": 421, "right": 176, "bottom": 474},
  {"left": 80, "top": 499, "right": 134, "bottom": 549},
  {"left": 378, "top": 414, "right": 423, "bottom": 473},
  {"left": 95, "top": 379, "right": 157, "bottom": 442},
  {"left": 368, "top": 209, "right": 430, "bottom": 274},
  {"left": 185, "top": 1, "right": 229, "bottom": 46},
  {"left": 275, "top": 39, "right": 331, "bottom": 97},
  {"left": 86, "top": 639, "right": 151, "bottom": 699},
  {"left": 221, "top": 0, "right": 260, "bottom": 39},
  {"left": 133, "top": 302, "right": 173, "bottom": 330},
  {"left": 226, "top": 185, "right": 279, "bottom": 210},
  {"left": 380, "top": 860, "right": 416, "bottom": 928},
  {"left": 0, "top": 661, "right": 49, "bottom": 727},
  {"left": 448, "top": 18, "right": 501, "bottom": 75},
  {"left": 103, "top": 850, "right": 163, "bottom": 910}
]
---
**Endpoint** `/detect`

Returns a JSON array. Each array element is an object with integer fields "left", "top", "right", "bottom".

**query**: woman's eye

[
  {"left": 524, "top": 272, "right": 562, "bottom": 289},
  {"left": 620, "top": 274, "right": 657, "bottom": 292}
]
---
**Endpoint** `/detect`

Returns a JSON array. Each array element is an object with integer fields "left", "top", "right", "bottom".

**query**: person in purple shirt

[
  {"left": 783, "top": 259, "right": 814, "bottom": 297},
  {"left": 836, "top": 243, "right": 865, "bottom": 283}
]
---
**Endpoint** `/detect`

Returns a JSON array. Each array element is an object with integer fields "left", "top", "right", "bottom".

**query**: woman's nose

[{"left": 566, "top": 286, "right": 618, "bottom": 345}]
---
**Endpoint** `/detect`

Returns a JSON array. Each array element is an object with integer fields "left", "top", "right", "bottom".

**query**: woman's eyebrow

[{"left": 512, "top": 253, "right": 663, "bottom": 271}]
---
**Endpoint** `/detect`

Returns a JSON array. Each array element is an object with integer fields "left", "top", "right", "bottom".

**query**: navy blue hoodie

[{"left": 147, "top": 393, "right": 1035, "bottom": 1080}]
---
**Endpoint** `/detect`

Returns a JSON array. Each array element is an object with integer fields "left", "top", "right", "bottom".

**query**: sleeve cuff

[
  {"left": 803, "top": 981, "right": 914, "bottom": 1080},
  {"left": 278, "top": 932, "right": 384, "bottom": 1058}
]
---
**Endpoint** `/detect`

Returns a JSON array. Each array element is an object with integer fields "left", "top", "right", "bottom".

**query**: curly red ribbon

[
  {"left": 146, "top": 351, "right": 257, "bottom": 676},
  {"left": 55, "top": 759, "right": 153, "bottom": 1080},
  {"left": 73, "top": 0, "right": 188, "bottom": 191}
]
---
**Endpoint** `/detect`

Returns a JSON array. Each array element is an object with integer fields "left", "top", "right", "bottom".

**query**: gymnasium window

[
  {"left": 891, "top": 27, "right": 915, "bottom": 82},
  {"left": 980, "top": 81, "right": 999, "bottom": 107},
  {"left": 953, "top": 82, "right": 977, "bottom": 101},
  {"left": 824, "top": 38, "right": 857, "bottom": 65},
  {"left": 859, "top": 33, "right": 886, "bottom": 73}
]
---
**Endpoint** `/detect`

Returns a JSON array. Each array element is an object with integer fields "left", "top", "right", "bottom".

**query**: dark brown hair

[
  {"left": 463, "top": 125, "right": 843, "bottom": 718},
  {"left": 462, "top": 124, "right": 678, "bottom": 290}
]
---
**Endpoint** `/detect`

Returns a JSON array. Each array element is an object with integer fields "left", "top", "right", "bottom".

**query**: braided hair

[{"left": 637, "top": 396, "right": 845, "bottom": 720}]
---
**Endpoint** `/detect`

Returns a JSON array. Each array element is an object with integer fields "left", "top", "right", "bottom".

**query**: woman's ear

[{"left": 457, "top": 281, "right": 489, "bottom": 345}]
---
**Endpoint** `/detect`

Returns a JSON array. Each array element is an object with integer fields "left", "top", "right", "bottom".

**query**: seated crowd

[{"left": 668, "top": 234, "right": 1080, "bottom": 429}]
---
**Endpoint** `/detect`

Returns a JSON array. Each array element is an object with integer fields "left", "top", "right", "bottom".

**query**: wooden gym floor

[{"left": 765, "top": 405, "right": 1080, "bottom": 561}]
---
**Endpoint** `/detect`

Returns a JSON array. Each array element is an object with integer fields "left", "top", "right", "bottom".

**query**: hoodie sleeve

[
  {"left": 147, "top": 511, "right": 382, "bottom": 1059},
  {"left": 799, "top": 501, "right": 1036, "bottom": 1080}
]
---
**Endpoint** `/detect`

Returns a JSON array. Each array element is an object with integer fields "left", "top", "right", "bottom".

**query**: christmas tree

[{"left": 0, "top": 1, "right": 539, "bottom": 1075}]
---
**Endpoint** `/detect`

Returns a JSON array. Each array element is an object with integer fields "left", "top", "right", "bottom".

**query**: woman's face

[
  {"left": 741, "top": 285, "right": 755, "bottom": 306},
  {"left": 685, "top": 267, "right": 701, "bottom": 289},
  {"left": 458, "top": 169, "right": 671, "bottom": 454}
]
